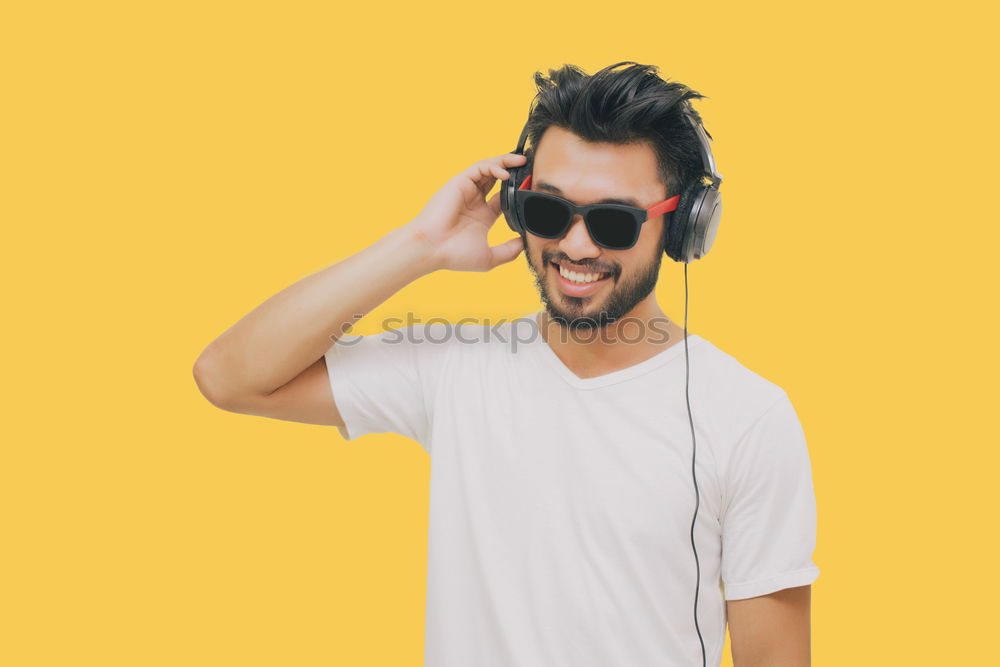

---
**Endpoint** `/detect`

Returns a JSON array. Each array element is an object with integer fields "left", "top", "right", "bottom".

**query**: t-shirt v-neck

[{"left": 525, "top": 312, "right": 704, "bottom": 390}]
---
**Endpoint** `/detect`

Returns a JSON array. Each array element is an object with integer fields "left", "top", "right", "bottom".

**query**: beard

[{"left": 525, "top": 240, "right": 664, "bottom": 331}]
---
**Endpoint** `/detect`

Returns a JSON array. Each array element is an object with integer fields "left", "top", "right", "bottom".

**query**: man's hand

[{"left": 407, "top": 152, "right": 528, "bottom": 272}]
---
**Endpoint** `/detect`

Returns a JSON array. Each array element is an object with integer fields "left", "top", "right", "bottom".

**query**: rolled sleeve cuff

[
  {"left": 324, "top": 343, "right": 364, "bottom": 441},
  {"left": 723, "top": 565, "right": 820, "bottom": 600}
]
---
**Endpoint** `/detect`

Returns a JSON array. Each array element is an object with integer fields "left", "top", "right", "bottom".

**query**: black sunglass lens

[
  {"left": 523, "top": 196, "right": 570, "bottom": 237},
  {"left": 587, "top": 209, "right": 640, "bottom": 249}
]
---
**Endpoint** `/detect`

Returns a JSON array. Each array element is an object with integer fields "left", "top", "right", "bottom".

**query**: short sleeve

[
  {"left": 720, "top": 393, "right": 820, "bottom": 600},
  {"left": 323, "top": 324, "right": 450, "bottom": 450}
]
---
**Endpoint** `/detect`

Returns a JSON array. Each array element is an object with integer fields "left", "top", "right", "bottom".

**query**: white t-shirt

[{"left": 324, "top": 313, "right": 820, "bottom": 667}]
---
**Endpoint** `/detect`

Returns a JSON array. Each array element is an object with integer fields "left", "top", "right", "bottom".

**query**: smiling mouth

[{"left": 549, "top": 260, "right": 612, "bottom": 285}]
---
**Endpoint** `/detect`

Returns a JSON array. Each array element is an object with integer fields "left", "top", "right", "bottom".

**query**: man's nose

[{"left": 558, "top": 215, "right": 601, "bottom": 260}]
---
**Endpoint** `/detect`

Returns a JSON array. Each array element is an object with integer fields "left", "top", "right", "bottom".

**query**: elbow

[{"left": 193, "top": 348, "right": 239, "bottom": 411}]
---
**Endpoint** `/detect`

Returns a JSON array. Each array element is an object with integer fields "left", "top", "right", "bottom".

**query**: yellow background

[{"left": 2, "top": 1, "right": 996, "bottom": 664}]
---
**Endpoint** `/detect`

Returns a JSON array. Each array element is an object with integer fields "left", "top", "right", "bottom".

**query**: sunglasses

[{"left": 515, "top": 175, "right": 680, "bottom": 250}]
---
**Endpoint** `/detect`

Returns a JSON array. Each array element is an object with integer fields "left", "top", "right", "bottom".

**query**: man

[{"left": 193, "top": 61, "right": 819, "bottom": 667}]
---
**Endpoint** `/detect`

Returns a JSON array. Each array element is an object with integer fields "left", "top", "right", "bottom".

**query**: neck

[{"left": 536, "top": 295, "right": 688, "bottom": 379}]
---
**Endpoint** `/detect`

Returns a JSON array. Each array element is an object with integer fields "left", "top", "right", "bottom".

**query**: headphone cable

[{"left": 684, "top": 261, "right": 707, "bottom": 667}]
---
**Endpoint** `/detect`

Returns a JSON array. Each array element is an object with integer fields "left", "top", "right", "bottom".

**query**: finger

[
  {"left": 461, "top": 155, "right": 524, "bottom": 204},
  {"left": 487, "top": 236, "right": 524, "bottom": 270},
  {"left": 470, "top": 162, "right": 499, "bottom": 196},
  {"left": 494, "top": 152, "right": 528, "bottom": 167},
  {"left": 454, "top": 167, "right": 491, "bottom": 207},
  {"left": 478, "top": 164, "right": 513, "bottom": 198},
  {"left": 468, "top": 155, "right": 519, "bottom": 183},
  {"left": 490, "top": 164, "right": 510, "bottom": 181},
  {"left": 486, "top": 190, "right": 502, "bottom": 219}
]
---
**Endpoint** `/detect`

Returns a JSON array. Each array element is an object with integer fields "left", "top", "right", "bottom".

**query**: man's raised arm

[{"left": 191, "top": 153, "right": 527, "bottom": 425}]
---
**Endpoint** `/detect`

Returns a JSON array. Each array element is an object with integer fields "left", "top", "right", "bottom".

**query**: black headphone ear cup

[
  {"left": 501, "top": 164, "right": 529, "bottom": 234},
  {"left": 665, "top": 184, "right": 699, "bottom": 262}
]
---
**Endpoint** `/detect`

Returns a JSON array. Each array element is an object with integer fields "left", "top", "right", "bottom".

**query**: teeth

[{"left": 557, "top": 264, "right": 607, "bottom": 284}]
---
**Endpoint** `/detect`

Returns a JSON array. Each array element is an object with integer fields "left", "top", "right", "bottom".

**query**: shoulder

[{"left": 689, "top": 335, "right": 791, "bottom": 438}]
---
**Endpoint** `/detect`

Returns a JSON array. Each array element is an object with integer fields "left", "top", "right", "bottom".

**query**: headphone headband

[{"left": 683, "top": 108, "right": 723, "bottom": 189}]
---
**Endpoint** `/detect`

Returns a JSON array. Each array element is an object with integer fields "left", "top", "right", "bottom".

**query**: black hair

[{"left": 523, "top": 61, "right": 709, "bottom": 202}]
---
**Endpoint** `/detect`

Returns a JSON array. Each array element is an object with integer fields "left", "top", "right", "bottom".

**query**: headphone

[
  {"left": 499, "top": 104, "right": 723, "bottom": 263},
  {"left": 501, "top": 104, "right": 723, "bottom": 667}
]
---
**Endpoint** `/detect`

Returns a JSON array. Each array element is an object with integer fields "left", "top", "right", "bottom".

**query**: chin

[
  {"left": 544, "top": 288, "right": 615, "bottom": 329},
  {"left": 552, "top": 290, "right": 603, "bottom": 314}
]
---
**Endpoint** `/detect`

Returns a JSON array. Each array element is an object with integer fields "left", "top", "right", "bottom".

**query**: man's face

[{"left": 523, "top": 126, "right": 669, "bottom": 330}]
